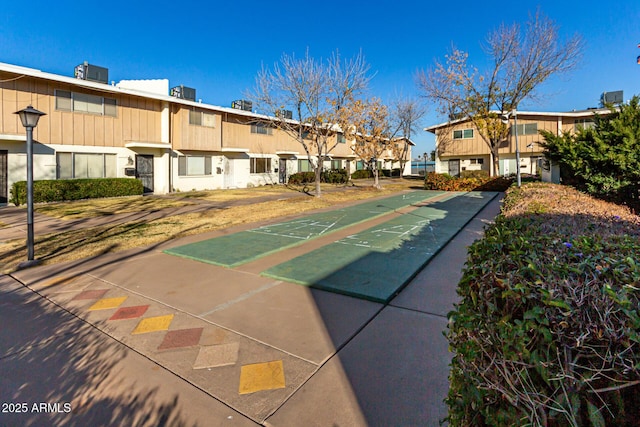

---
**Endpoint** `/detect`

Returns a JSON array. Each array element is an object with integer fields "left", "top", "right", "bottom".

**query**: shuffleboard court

[
  {"left": 261, "top": 191, "right": 498, "bottom": 303},
  {"left": 163, "top": 190, "right": 446, "bottom": 267}
]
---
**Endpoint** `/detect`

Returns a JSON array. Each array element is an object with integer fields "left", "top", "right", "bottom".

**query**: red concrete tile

[
  {"left": 109, "top": 305, "right": 150, "bottom": 321},
  {"left": 157, "top": 327, "right": 203, "bottom": 351},
  {"left": 71, "top": 289, "right": 109, "bottom": 301}
]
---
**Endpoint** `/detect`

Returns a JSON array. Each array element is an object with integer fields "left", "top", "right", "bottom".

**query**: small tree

[
  {"left": 389, "top": 97, "right": 426, "bottom": 177},
  {"left": 417, "top": 10, "right": 582, "bottom": 176},
  {"left": 251, "top": 49, "right": 371, "bottom": 196},
  {"left": 345, "top": 98, "right": 399, "bottom": 188}
]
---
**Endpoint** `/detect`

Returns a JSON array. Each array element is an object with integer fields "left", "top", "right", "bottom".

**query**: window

[
  {"left": 178, "top": 155, "right": 212, "bottom": 176},
  {"left": 331, "top": 160, "right": 341, "bottom": 169},
  {"left": 251, "top": 123, "right": 273, "bottom": 135},
  {"left": 337, "top": 133, "right": 346, "bottom": 144},
  {"left": 189, "top": 110, "right": 216, "bottom": 127},
  {"left": 574, "top": 119, "right": 594, "bottom": 131},
  {"left": 470, "top": 158, "right": 484, "bottom": 165},
  {"left": 298, "top": 159, "right": 313, "bottom": 172},
  {"left": 250, "top": 157, "right": 272, "bottom": 174},
  {"left": 356, "top": 160, "right": 365, "bottom": 170},
  {"left": 56, "top": 152, "right": 116, "bottom": 179},
  {"left": 453, "top": 129, "right": 473, "bottom": 139},
  {"left": 55, "top": 90, "right": 117, "bottom": 117},
  {"left": 512, "top": 123, "right": 538, "bottom": 135}
]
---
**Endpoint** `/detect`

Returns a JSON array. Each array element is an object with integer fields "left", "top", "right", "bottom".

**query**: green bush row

[
  {"left": 424, "top": 172, "right": 514, "bottom": 192},
  {"left": 350, "top": 169, "right": 373, "bottom": 179},
  {"left": 447, "top": 183, "right": 640, "bottom": 426},
  {"left": 287, "top": 169, "right": 349, "bottom": 185},
  {"left": 10, "top": 178, "right": 144, "bottom": 205}
]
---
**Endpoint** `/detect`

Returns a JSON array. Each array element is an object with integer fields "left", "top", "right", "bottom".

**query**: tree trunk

[
  {"left": 373, "top": 167, "right": 380, "bottom": 188},
  {"left": 314, "top": 163, "right": 322, "bottom": 197},
  {"left": 492, "top": 151, "right": 500, "bottom": 177}
]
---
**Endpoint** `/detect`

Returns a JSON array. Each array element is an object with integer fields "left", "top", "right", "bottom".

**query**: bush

[
  {"left": 424, "top": 172, "right": 514, "bottom": 192},
  {"left": 10, "top": 178, "right": 143, "bottom": 205},
  {"left": 351, "top": 169, "right": 373, "bottom": 179},
  {"left": 287, "top": 172, "right": 316, "bottom": 185},
  {"left": 447, "top": 183, "right": 640, "bottom": 426},
  {"left": 460, "top": 169, "right": 489, "bottom": 179},
  {"left": 322, "top": 169, "right": 348, "bottom": 184},
  {"left": 541, "top": 96, "right": 640, "bottom": 213}
]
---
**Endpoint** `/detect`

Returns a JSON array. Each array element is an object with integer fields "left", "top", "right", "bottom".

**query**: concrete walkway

[{"left": 0, "top": 189, "right": 502, "bottom": 426}]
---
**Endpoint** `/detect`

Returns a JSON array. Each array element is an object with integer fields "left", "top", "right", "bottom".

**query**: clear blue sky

[{"left": 1, "top": 0, "right": 639, "bottom": 157}]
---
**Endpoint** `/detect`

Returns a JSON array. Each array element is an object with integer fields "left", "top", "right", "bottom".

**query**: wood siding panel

[{"left": 173, "top": 108, "right": 221, "bottom": 151}]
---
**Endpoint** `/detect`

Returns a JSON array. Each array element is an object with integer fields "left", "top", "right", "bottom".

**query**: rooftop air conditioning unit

[
  {"left": 601, "top": 90, "right": 623, "bottom": 106},
  {"left": 75, "top": 62, "right": 108, "bottom": 84},
  {"left": 170, "top": 85, "right": 196, "bottom": 101},
  {"left": 232, "top": 100, "right": 252, "bottom": 112},
  {"left": 277, "top": 109, "right": 293, "bottom": 119}
]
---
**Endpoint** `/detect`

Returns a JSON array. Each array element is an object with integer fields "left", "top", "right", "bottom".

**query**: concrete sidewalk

[{"left": 0, "top": 190, "right": 502, "bottom": 426}]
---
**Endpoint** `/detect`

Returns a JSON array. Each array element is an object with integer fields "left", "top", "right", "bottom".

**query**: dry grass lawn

[{"left": 0, "top": 180, "right": 421, "bottom": 273}]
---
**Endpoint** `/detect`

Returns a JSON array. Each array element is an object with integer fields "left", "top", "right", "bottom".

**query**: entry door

[
  {"left": 0, "top": 150, "right": 7, "bottom": 204},
  {"left": 135, "top": 154, "right": 154, "bottom": 193},
  {"left": 223, "top": 158, "right": 235, "bottom": 188},
  {"left": 448, "top": 159, "right": 460, "bottom": 177},
  {"left": 279, "top": 158, "right": 287, "bottom": 184}
]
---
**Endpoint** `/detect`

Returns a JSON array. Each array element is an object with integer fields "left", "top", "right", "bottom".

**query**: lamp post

[
  {"left": 527, "top": 143, "right": 534, "bottom": 174},
  {"left": 423, "top": 152, "right": 427, "bottom": 176},
  {"left": 501, "top": 109, "right": 521, "bottom": 187},
  {"left": 14, "top": 105, "right": 46, "bottom": 265}
]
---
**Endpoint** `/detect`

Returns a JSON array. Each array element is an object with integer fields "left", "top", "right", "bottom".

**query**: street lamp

[
  {"left": 501, "top": 109, "right": 521, "bottom": 187},
  {"left": 527, "top": 143, "right": 534, "bottom": 174},
  {"left": 14, "top": 105, "right": 46, "bottom": 266},
  {"left": 423, "top": 152, "right": 427, "bottom": 176}
]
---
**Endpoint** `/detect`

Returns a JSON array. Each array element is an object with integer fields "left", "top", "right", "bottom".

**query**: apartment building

[
  {"left": 425, "top": 109, "right": 610, "bottom": 177},
  {"left": 0, "top": 62, "right": 411, "bottom": 204}
]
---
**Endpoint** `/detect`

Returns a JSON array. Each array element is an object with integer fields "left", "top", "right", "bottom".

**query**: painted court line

[
  {"left": 261, "top": 191, "right": 498, "bottom": 303},
  {"left": 163, "top": 190, "right": 446, "bottom": 267}
]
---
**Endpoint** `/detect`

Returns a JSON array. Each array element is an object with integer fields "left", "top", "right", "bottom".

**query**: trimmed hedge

[
  {"left": 424, "top": 172, "right": 514, "bottom": 192},
  {"left": 351, "top": 169, "right": 373, "bottom": 179},
  {"left": 287, "top": 169, "right": 348, "bottom": 185},
  {"left": 10, "top": 178, "right": 144, "bottom": 205},
  {"left": 446, "top": 183, "right": 640, "bottom": 426}
]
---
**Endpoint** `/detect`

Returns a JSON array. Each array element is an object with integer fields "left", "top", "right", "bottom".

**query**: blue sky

[{"left": 1, "top": 0, "right": 639, "bottom": 157}]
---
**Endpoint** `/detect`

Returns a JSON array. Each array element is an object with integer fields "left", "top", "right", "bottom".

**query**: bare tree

[
  {"left": 250, "top": 49, "right": 371, "bottom": 196},
  {"left": 345, "top": 98, "right": 400, "bottom": 188},
  {"left": 389, "top": 97, "right": 426, "bottom": 177},
  {"left": 416, "top": 10, "right": 582, "bottom": 176}
]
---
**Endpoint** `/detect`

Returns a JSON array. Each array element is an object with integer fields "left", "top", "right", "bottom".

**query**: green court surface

[
  {"left": 164, "top": 191, "right": 446, "bottom": 267},
  {"left": 261, "top": 192, "right": 498, "bottom": 303}
]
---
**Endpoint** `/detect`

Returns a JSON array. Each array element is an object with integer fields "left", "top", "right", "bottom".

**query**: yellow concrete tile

[
  {"left": 239, "top": 360, "right": 285, "bottom": 395},
  {"left": 131, "top": 314, "right": 174, "bottom": 335},
  {"left": 87, "top": 297, "right": 127, "bottom": 311},
  {"left": 39, "top": 276, "right": 75, "bottom": 289}
]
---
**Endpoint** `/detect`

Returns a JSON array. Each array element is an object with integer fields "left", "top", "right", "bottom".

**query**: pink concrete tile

[
  {"left": 71, "top": 289, "right": 109, "bottom": 301},
  {"left": 109, "top": 305, "right": 150, "bottom": 321},
  {"left": 157, "top": 327, "right": 203, "bottom": 351}
]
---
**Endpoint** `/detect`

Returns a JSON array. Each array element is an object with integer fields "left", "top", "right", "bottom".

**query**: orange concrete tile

[
  {"left": 157, "top": 327, "right": 203, "bottom": 350},
  {"left": 72, "top": 289, "right": 109, "bottom": 301}
]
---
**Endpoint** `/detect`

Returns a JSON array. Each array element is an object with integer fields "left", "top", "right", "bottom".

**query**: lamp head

[{"left": 15, "top": 105, "right": 46, "bottom": 128}]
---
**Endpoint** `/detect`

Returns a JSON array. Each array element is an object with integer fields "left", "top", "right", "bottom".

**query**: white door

[{"left": 224, "top": 158, "right": 235, "bottom": 188}]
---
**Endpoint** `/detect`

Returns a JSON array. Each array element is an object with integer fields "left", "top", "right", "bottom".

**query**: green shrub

[
  {"left": 424, "top": 172, "right": 514, "bottom": 192},
  {"left": 460, "top": 169, "right": 489, "bottom": 179},
  {"left": 10, "top": 178, "right": 143, "bottom": 205},
  {"left": 447, "top": 184, "right": 640, "bottom": 426},
  {"left": 351, "top": 169, "right": 373, "bottom": 179},
  {"left": 322, "top": 169, "right": 348, "bottom": 184},
  {"left": 287, "top": 172, "right": 316, "bottom": 185}
]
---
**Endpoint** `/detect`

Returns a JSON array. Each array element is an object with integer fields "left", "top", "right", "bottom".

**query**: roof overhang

[
  {"left": 0, "top": 133, "right": 26, "bottom": 142},
  {"left": 220, "top": 147, "right": 249, "bottom": 153},
  {"left": 125, "top": 141, "right": 172, "bottom": 149},
  {"left": 275, "top": 151, "right": 299, "bottom": 156}
]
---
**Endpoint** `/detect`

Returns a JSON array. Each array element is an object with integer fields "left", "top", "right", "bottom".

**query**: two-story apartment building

[
  {"left": 0, "top": 62, "right": 411, "bottom": 204},
  {"left": 425, "top": 109, "right": 610, "bottom": 177}
]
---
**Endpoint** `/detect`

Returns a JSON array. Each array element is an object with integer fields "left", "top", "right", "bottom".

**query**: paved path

[{"left": 0, "top": 189, "right": 502, "bottom": 426}]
